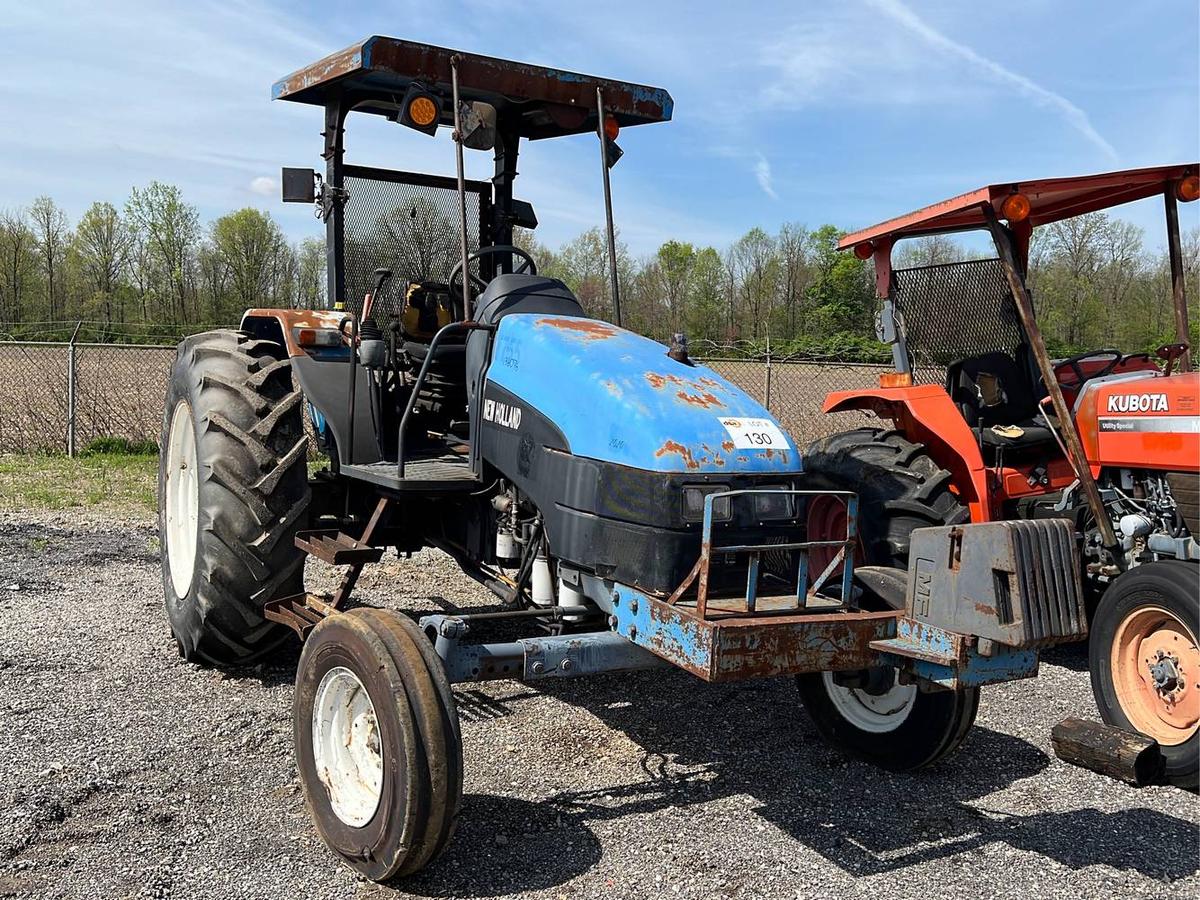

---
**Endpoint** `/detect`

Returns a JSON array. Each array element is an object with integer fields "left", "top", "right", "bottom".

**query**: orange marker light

[
  {"left": 408, "top": 95, "right": 439, "bottom": 128},
  {"left": 603, "top": 116, "right": 619, "bottom": 142},
  {"left": 1001, "top": 193, "right": 1031, "bottom": 223},
  {"left": 853, "top": 241, "right": 874, "bottom": 260},
  {"left": 1177, "top": 175, "right": 1200, "bottom": 203}
]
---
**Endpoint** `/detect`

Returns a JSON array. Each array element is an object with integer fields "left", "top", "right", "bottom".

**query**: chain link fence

[{"left": 0, "top": 341, "right": 900, "bottom": 454}]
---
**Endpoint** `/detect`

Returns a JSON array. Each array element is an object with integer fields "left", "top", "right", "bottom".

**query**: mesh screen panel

[
  {"left": 893, "top": 258, "right": 1022, "bottom": 373},
  {"left": 342, "top": 166, "right": 490, "bottom": 319}
]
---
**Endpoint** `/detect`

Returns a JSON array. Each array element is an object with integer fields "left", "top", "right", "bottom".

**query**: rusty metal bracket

[{"left": 264, "top": 496, "right": 393, "bottom": 639}]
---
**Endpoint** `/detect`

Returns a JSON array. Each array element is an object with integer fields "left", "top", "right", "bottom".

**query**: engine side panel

[
  {"left": 483, "top": 314, "right": 801, "bottom": 474},
  {"left": 1075, "top": 371, "right": 1200, "bottom": 471}
]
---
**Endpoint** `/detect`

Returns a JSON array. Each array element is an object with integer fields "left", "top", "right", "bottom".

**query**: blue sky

[{"left": 1, "top": 0, "right": 1197, "bottom": 256}]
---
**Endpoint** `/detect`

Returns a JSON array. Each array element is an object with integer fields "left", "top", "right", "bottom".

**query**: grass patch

[
  {"left": 0, "top": 452, "right": 159, "bottom": 514},
  {"left": 0, "top": 451, "right": 329, "bottom": 514}
]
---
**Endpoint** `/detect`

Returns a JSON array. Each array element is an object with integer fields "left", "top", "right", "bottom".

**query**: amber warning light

[{"left": 1001, "top": 193, "right": 1031, "bottom": 223}]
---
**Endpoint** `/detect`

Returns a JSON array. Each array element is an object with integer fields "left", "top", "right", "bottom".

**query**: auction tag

[{"left": 718, "top": 417, "right": 790, "bottom": 450}]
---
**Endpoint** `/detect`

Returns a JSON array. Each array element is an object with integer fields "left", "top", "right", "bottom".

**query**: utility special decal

[
  {"left": 483, "top": 398, "right": 523, "bottom": 430},
  {"left": 1098, "top": 416, "right": 1199, "bottom": 433}
]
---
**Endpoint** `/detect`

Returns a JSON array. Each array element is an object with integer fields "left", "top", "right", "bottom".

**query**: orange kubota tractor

[{"left": 803, "top": 165, "right": 1200, "bottom": 788}]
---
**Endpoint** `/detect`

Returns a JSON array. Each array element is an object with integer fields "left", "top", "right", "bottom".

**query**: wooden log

[{"left": 1051, "top": 717, "right": 1163, "bottom": 786}]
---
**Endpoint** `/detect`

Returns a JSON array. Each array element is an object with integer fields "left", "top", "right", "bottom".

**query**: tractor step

[
  {"left": 263, "top": 592, "right": 338, "bottom": 639},
  {"left": 340, "top": 454, "right": 479, "bottom": 492},
  {"left": 295, "top": 529, "right": 385, "bottom": 565}
]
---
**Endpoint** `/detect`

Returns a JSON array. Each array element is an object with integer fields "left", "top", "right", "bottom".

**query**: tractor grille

[
  {"left": 892, "top": 258, "right": 1022, "bottom": 381},
  {"left": 342, "top": 164, "right": 491, "bottom": 320},
  {"left": 1009, "top": 520, "right": 1088, "bottom": 645}
]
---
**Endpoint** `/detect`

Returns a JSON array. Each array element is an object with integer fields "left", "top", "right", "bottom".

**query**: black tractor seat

[{"left": 946, "top": 350, "right": 1062, "bottom": 460}]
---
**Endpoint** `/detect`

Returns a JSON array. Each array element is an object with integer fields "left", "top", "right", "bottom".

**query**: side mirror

[
  {"left": 281, "top": 167, "right": 316, "bottom": 203},
  {"left": 509, "top": 199, "right": 538, "bottom": 230},
  {"left": 459, "top": 101, "right": 497, "bottom": 151}
]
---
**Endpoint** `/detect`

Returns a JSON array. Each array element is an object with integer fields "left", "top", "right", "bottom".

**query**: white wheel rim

[
  {"left": 164, "top": 400, "right": 199, "bottom": 599},
  {"left": 822, "top": 670, "right": 917, "bottom": 733},
  {"left": 312, "top": 666, "right": 383, "bottom": 828}
]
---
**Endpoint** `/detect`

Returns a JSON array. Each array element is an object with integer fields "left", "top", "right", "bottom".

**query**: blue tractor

[{"left": 158, "top": 37, "right": 1089, "bottom": 880}]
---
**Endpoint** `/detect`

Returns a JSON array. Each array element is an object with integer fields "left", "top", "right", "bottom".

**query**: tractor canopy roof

[
  {"left": 838, "top": 163, "right": 1199, "bottom": 251},
  {"left": 272, "top": 36, "right": 673, "bottom": 140}
]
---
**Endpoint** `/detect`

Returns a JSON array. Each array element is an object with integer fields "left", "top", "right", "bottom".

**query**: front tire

[
  {"left": 797, "top": 670, "right": 979, "bottom": 770},
  {"left": 294, "top": 609, "right": 463, "bottom": 880},
  {"left": 1089, "top": 561, "right": 1199, "bottom": 789},
  {"left": 158, "top": 330, "right": 309, "bottom": 666}
]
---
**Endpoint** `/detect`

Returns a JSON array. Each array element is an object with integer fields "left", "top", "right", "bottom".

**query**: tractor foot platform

[
  {"left": 295, "top": 529, "right": 385, "bottom": 565},
  {"left": 264, "top": 592, "right": 338, "bottom": 639},
  {"left": 341, "top": 453, "right": 479, "bottom": 492}
]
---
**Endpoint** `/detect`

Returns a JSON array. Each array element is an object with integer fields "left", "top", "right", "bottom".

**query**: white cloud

[
  {"left": 249, "top": 176, "right": 277, "bottom": 196},
  {"left": 866, "top": 0, "right": 1117, "bottom": 160},
  {"left": 754, "top": 155, "right": 777, "bottom": 200}
]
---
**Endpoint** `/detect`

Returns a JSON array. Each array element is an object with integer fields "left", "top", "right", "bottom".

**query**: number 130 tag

[{"left": 718, "top": 417, "right": 790, "bottom": 450}]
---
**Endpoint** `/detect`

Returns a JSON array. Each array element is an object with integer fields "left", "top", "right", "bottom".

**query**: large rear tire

[
  {"left": 294, "top": 609, "right": 463, "bottom": 880},
  {"left": 803, "top": 427, "right": 968, "bottom": 569},
  {"left": 158, "top": 329, "right": 310, "bottom": 666},
  {"left": 1089, "top": 560, "right": 1199, "bottom": 790}
]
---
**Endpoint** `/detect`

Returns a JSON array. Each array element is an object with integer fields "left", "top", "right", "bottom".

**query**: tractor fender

[
  {"left": 823, "top": 384, "right": 993, "bottom": 521},
  {"left": 240, "top": 308, "right": 382, "bottom": 464}
]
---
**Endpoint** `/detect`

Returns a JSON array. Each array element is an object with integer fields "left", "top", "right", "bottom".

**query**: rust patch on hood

[
  {"left": 721, "top": 440, "right": 735, "bottom": 452},
  {"left": 645, "top": 371, "right": 727, "bottom": 408},
  {"left": 536, "top": 317, "right": 618, "bottom": 340},
  {"left": 675, "top": 389, "right": 724, "bottom": 409},
  {"left": 655, "top": 440, "right": 700, "bottom": 470}
]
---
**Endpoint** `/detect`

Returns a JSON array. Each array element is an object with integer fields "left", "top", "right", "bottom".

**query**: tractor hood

[{"left": 483, "top": 314, "right": 800, "bottom": 474}]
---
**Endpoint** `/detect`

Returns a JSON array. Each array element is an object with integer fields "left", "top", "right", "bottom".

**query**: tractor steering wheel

[
  {"left": 448, "top": 245, "right": 538, "bottom": 299},
  {"left": 1055, "top": 348, "right": 1123, "bottom": 389}
]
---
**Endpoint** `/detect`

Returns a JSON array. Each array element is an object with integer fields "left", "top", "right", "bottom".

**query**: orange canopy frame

[{"left": 839, "top": 163, "right": 1198, "bottom": 251}]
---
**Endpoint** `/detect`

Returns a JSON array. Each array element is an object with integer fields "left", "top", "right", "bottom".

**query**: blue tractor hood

[{"left": 484, "top": 315, "right": 801, "bottom": 474}]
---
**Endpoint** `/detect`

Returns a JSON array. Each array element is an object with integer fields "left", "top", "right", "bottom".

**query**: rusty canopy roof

[
  {"left": 272, "top": 36, "right": 673, "bottom": 140},
  {"left": 839, "top": 163, "right": 1199, "bottom": 250}
]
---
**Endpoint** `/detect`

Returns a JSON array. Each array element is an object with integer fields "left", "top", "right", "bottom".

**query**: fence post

[
  {"left": 763, "top": 331, "right": 773, "bottom": 412},
  {"left": 67, "top": 321, "right": 82, "bottom": 457}
]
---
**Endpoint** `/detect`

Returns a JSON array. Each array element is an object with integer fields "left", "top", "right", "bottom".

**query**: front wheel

[
  {"left": 294, "top": 608, "right": 463, "bottom": 880},
  {"left": 797, "top": 668, "right": 979, "bottom": 770},
  {"left": 1089, "top": 560, "right": 1199, "bottom": 790}
]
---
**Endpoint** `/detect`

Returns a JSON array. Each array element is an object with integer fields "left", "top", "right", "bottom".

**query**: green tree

[
  {"left": 209, "top": 208, "right": 291, "bottom": 314},
  {"left": 73, "top": 201, "right": 132, "bottom": 324},
  {"left": 125, "top": 182, "right": 200, "bottom": 324},
  {"left": 29, "top": 196, "right": 70, "bottom": 321}
]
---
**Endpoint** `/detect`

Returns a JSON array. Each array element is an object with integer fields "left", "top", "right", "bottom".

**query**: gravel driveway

[{"left": 1, "top": 508, "right": 1197, "bottom": 900}]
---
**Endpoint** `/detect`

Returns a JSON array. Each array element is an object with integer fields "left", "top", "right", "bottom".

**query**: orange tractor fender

[{"left": 822, "top": 384, "right": 995, "bottom": 521}]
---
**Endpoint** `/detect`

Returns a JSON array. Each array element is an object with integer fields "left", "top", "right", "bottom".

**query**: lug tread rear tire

[
  {"left": 159, "top": 329, "right": 309, "bottom": 666},
  {"left": 805, "top": 427, "right": 968, "bottom": 568}
]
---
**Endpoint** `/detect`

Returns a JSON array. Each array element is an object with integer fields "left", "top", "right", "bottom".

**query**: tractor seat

[{"left": 946, "top": 350, "right": 1060, "bottom": 458}]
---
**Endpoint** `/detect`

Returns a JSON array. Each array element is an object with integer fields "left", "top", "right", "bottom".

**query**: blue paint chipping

[{"left": 484, "top": 314, "right": 801, "bottom": 474}]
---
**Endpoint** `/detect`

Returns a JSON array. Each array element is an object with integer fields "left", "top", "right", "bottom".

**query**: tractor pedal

[
  {"left": 264, "top": 592, "right": 339, "bottom": 639},
  {"left": 295, "top": 529, "right": 385, "bottom": 566}
]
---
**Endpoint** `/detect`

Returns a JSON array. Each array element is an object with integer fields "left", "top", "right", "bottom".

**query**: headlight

[
  {"left": 682, "top": 485, "right": 731, "bottom": 522},
  {"left": 754, "top": 487, "right": 795, "bottom": 521}
]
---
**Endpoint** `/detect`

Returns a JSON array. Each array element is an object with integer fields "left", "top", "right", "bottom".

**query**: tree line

[{"left": 0, "top": 181, "right": 1195, "bottom": 359}]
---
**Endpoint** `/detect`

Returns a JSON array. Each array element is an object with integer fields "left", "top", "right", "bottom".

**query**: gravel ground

[{"left": 1, "top": 508, "right": 1197, "bottom": 900}]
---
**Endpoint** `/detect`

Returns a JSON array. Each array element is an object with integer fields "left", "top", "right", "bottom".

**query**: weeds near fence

[{"left": 0, "top": 452, "right": 159, "bottom": 513}]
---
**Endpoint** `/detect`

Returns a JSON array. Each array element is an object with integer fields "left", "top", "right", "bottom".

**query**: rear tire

[
  {"left": 804, "top": 427, "right": 968, "bottom": 569},
  {"left": 295, "top": 609, "right": 463, "bottom": 880},
  {"left": 797, "top": 671, "right": 979, "bottom": 770},
  {"left": 158, "top": 329, "right": 309, "bottom": 666},
  {"left": 1089, "top": 560, "right": 1199, "bottom": 790}
]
